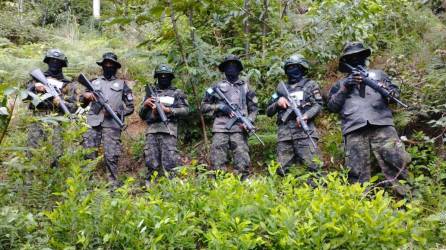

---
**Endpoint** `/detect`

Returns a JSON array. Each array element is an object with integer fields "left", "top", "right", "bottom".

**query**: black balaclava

[
  {"left": 157, "top": 74, "right": 173, "bottom": 89},
  {"left": 224, "top": 62, "right": 241, "bottom": 83},
  {"left": 47, "top": 59, "right": 64, "bottom": 77},
  {"left": 102, "top": 65, "right": 118, "bottom": 80},
  {"left": 343, "top": 54, "right": 367, "bottom": 68},
  {"left": 286, "top": 65, "right": 304, "bottom": 84}
]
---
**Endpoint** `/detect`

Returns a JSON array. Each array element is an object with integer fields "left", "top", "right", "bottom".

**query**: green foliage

[{"left": 45, "top": 166, "right": 424, "bottom": 249}]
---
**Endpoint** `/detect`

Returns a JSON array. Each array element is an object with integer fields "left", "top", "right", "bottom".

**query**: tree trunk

[
  {"left": 93, "top": 0, "right": 101, "bottom": 19},
  {"left": 243, "top": 0, "right": 250, "bottom": 56},
  {"left": 261, "top": 0, "right": 268, "bottom": 59},
  {"left": 281, "top": 0, "right": 289, "bottom": 19},
  {"left": 168, "top": 0, "right": 209, "bottom": 150},
  {"left": 188, "top": 8, "right": 196, "bottom": 46}
]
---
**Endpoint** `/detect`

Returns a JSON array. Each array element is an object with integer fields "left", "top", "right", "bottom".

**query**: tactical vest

[
  {"left": 339, "top": 69, "right": 395, "bottom": 135},
  {"left": 275, "top": 79, "right": 319, "bottom": 141},
  {"left": 87, "top": 77, "right": 126, "bottom": 128},
  {"left": 142, "top": 87, "right": 182, "bottom": 136},
  {"left": 213, "top": 80, "right": 249, "bottom": 133}
]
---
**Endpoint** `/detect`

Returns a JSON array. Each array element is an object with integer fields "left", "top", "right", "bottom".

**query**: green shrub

[{"left": 45, "top": 163, "right": 426, "bottom": 249}]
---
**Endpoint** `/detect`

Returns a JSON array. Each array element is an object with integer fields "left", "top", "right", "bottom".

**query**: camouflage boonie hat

[
  {"left": 218, "top": 54, "right": 243, "bottom": 72},
  {"left": 43, "top": 48, "right": 68, "bottom": 67},
  {"left": 340, "top": 42, "right": 371, "bottom": 61},
  {"left": 339, "top": 42, "right": 371, "bottom": 72},
  {"left": 96, "top": 52, "right": 122, "bottom": 68}
]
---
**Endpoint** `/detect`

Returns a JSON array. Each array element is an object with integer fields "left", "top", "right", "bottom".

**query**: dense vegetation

[{"left": 1, "top": 0, "right": 446, "bottom": 248}]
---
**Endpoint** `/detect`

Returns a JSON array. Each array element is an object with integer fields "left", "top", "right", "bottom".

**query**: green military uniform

[
  {"left": 201, "top": 55, "right": 258, "bottom": 178},
  {"left": 266, "top": 54, "right": 323, "bottom": 175},
  {"left": 327, "top": 42, "right": 411, "bottom": 195},
  {"left": 139, "top": 64, "right": 189, "bottom": 180},
  {"left": 24, "top": 49, "right": 77, "bottom": 167},
  {"left": 81, "top": 53, "right": 134, "bottom": 184}
]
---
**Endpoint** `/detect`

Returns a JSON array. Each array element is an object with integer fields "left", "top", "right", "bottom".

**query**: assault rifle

[
  {"left": 343, "top": 63, "right": 409, "bottom": 108},
  {"left": 213, "top": 86, "right": 264, "bottom": 146},
  {"left": 145, "top": 85, "right": 172, "bottom": 135},
  {"left": 29, "top": 69, "right": 71, "bottom": 115},
  {"left": 78, "top": 74, "right": 125, "bottom": 128},
  {"left": 276, "top": 82, "right": 318, "bottom": 151}
]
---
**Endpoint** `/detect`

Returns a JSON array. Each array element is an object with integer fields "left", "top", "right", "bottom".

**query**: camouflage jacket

[
  {"left": 266, "top": 78, "right": 323, "bottom": 141},
  {"left": 139, "top": 86, "right": 189, "bottom": 137},
  {"left": 327, "top": 69, "right": 399, "bottom": 135},
  {"left": 201, "top": 79, "right": 258, "bottom": 133},
  {"left": 80, "top": 75, "right": 134, "bottom": 129}
]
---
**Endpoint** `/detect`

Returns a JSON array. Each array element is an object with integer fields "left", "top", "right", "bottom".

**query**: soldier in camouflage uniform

[
  {"left": 266, "top": 54, "right": 323, "bottom": 176},
  {"left": 139, "top": 64, "right": 189, "bottom": 181},
  {"left": 24, "top": 49, "right": 78, "bottom": 167},
  {"left": 201, "top": 55, "right": 259, "bottom": 179},
  {"left": 80, "top": 52, "right": 134, "bottom": 186},
  {"left": 327, "top": 42, "right": 411, "bottom": 196}
]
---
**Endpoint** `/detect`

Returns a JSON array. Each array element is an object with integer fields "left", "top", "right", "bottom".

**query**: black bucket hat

[
  {"left": 339, "top": 42, "right": 371, "bottom": 72},
  {"left": 340, "top": 42, "right": 371, "bottom": 61},
  {"left": 96, "top": 52, "right": 122, "bottom": 68}
]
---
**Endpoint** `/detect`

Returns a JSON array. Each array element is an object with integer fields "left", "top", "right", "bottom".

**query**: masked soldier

[
  {"left": 25, "top": 48, "right": 77, "bottom": 167},
  {"left": 327, "top": 42, "right": 411, "bottom": 196},
  {"left": 139, "top": 64, "right": 189, "bottom": 182},
  {"left": 80, "top": 52, "right": 134, "bottom": 187},
  {"left": 266, "top": 54, "right": 323, "bottom": 176},
  {"left": 201, "top": 54, "right": 258, "bottom": 180}
]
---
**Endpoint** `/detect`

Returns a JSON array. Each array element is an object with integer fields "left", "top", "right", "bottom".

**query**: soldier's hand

[
  {"left": 296, "top": 114, "right": 308, "bottom": 128},
  {"left": 239, "top": 123, "right": 248, "bottom": 131},
  {"left": 83, "top": 92, "right": 97, "bottom": 102},
  {"left": 162, "top": 105, "right": 172, "bottom": 114},
  {"left": 277, "top": 97, "right": 289, "bottom": 109},
  {"left": 35, "top": 82, "right": 46, "bottom": 93},
  {"left": 53, "top": 96, "right": 61, "bottom": 106},
  {"left": 217, "top": 104, "right": 232, "bottom": 115},
  {"left": 144, "top": 97, "right": 156, "bottom": 109}
]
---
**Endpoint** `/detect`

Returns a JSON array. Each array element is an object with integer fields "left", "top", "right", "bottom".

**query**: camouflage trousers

[
  {"left": 210, "top": 132, "right": 250, "bottom": 176},
  {"left": 344, "top": 125, "right": 411, "bottom": 186},
  {"left": 27, "top": 120, "right": 63, "bottom": 167},
  {"left": 277, "top": 137, "right": 322, "bottom": 176},
  {"left": 144, "top": 133, "right": 180, "bottom": 179},
  {"left": 82, "top": 126, "right": 122, "bottom": 181}
]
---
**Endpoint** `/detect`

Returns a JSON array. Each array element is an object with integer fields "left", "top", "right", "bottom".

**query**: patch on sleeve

[
  {"left": 206, "top": 87, "right": 214, "bottom": 95},
  {"left": 271, "top": 92, "right": 279, "bottom": 100}
]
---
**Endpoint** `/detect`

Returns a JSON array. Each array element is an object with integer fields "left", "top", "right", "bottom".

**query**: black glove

[
  {"left": 343, "top": 71, "right": 363, "bottom": 91},
  {"left": 217, "top": 103, "right": 232, "bottom": 115}
]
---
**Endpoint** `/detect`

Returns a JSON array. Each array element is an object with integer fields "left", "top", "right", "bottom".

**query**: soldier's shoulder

[
  {"left": 170, "top": 87, "right": 184, "bottom": 96},
  {"left": 303, "top": 78, "right": 319, "bottom": 87},
  {"left": 214, "top": 79, "right": 227, "bottom": 86}
]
